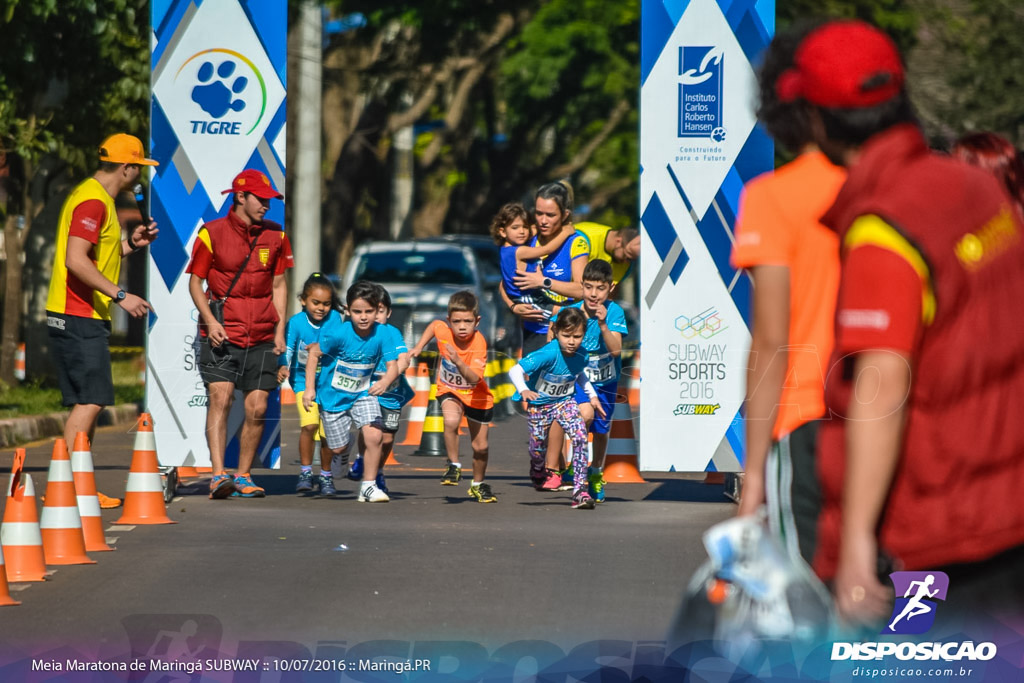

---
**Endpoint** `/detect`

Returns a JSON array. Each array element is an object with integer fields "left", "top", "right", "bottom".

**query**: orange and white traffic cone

[
  {"left": 40, "top": 438, "right": 95, "bottom": 565},
  {"left": 0, "top": 544, "right": 20, "bottom": 606},
  {"left": 280, "top": 379, "right": 297, "bottom": 406},
  {"left": 14, "top": 343, "right": 26, "bottom": 381},
  {"left": 603, "top": 392, "right": 645, "bottom": 483},
  {"left": 1, "top": 449, "right": 46, "bottom": 582},
  {"left": 176, "top": 466, "right": 200, "bottom": 479},
  {"left": 116, "top": 414, "right": 176, "bottom": 525},
  {"left": 70, "top": 432, "right": 113, "bottom": 552},
  {"left": 413, "top": 381, "right": 447, "bottom": 457},
  {"left": 399, "top": 362, "right": 431, "bottom": 446}
]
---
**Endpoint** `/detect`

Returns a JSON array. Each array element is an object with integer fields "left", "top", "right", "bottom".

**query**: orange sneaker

[{"left": 97, "top": 491, "right": 123, "bottom": 509}]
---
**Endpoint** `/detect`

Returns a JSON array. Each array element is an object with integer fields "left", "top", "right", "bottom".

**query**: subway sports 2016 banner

[
  {"left": 146, "top": 0, "right": 287, "bottom": 467},
  {"left": 639, "top": 0, "right": 773, "bottom": 472}
]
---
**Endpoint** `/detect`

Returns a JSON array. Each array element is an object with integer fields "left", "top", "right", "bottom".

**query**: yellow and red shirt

[{"left": 46, "top": 178, "right": 122, "bottom": 320}]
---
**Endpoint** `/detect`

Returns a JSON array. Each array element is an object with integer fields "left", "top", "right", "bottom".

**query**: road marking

[
  {"left": 105, "top": 537, "right": 119, "bottom": 545},
  {"left": 106, "top": 525, "right": 136, "bottom": 532}
]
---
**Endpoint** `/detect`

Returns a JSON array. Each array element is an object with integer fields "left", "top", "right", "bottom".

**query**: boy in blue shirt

[
  {"left": 303, "top": 280, "right": 399, "bottom": 502},
  {"left": 348, "top": 284, "right": 413, "bottom": 494},
  {"left": 549, "top": 260, "right": 627, "bottom": 502}
]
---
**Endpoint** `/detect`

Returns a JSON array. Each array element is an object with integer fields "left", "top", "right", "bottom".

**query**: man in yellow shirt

[
  {"left": 574, "top": 221, "right": 639, "bottom": 285},
  {"left": 46, "top": 133, "right": 159, "bottom": 508}
]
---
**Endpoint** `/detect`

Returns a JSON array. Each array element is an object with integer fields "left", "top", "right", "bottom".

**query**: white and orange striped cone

[
  {"left": 0, "top": 543, "right": 20, "bottom": 606},
  {"left": 116, "top": 414, "right": 176, "bottom": 525},
  {"left": 70, "top": 432, "right": 113, "bottom": 552},
  {"left": 603, "top": 392, "right": 645, "bottom": 483},
  {"left": 40, "top": 438, "right": 95, "bottom": 565},
  {"left": 280, "top": 379, "right": 297, "bottom": 406},
  {"left": 14, "top": 342, "right": 26, "bottom": 381},
  {"left": 1, "top": 449, "right": 46, "bottom": 582},
  {"left": 399, "top": 362, "right": 431, "bottom": 446}
]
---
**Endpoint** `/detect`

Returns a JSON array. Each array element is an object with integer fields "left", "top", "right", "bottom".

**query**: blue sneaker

[
  {"left": 375, "top": 472, "right": 389, "bottom": 495},
  {"left": 588, "top": 468, "right": 606, "bottom": 503},
  {"left": 295, "top": 470, "right": 314, "bottom": 493},
  {"left": 319, "top": 473, "right": 337, "bottom": 496},
  {"left": 347, "top": 456, "right": 364, "bottom": 481},
  {"left": 231, "top": 474, "right": 265, "bottom": 498}
]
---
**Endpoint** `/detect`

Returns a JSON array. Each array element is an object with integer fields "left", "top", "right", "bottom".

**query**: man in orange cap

[
  {"left": 45, "top": 133, "right": 160, "bottom": 509},
  {"left": 187, "top": 169, "right": 293, "bottom": 499},
  {"left": 771, "top": 20, "right": 1024, "bottom": 626}
]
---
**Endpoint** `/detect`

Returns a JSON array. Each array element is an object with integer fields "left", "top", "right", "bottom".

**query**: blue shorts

[{"left": 574, "top": 381, "right": 619, "bottom": 434}]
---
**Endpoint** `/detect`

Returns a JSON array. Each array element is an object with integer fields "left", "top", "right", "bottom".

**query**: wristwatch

[
  {"left": 115, "top": 289, "right": 127, "bottom": 302},
  {"left": 542, "top": 277, "right": 552, "bottom": 289}
]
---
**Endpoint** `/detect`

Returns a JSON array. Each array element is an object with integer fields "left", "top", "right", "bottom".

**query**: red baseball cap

[
  {"left": 775, "top": 20, "right": 904, "bottom": 109},
  {"left": 221, "top": 169, "right": 283, "bottom": 199}
]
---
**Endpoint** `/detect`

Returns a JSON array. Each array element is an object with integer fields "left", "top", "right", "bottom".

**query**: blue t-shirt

[
  {"left": 315, "top": 319, "right": 398, "bottom": 413},
  {"left": 281, "top": 309, "right": 341, "bottom": 392},
  {"left": 374, "top": 323, "right": 414, "bottom": 410},
  {"left": 555, "top": 301, "right": 628, "bottom": 386},
  {"left": 522, "top": 232, "right": 590, "bottom": 334},
  {"left": 516, "top": 339, "right": 589, "bottom": 406},
  {"left": 500, "top": 245, "right": 537, "bottom": 300}
]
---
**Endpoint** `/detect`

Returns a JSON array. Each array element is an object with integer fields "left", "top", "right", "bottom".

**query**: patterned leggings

[{"left": 528, "top": 399, "right": 589, "bottom": 495}]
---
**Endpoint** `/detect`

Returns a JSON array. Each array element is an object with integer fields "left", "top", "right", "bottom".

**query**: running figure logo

[{"left": 883, "top": 571, "right": 950, "bottom": 635}]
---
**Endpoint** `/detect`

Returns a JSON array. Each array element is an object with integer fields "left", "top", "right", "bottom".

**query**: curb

[{"left": 0, "top": 404, "right": 141, "bottom": 449}]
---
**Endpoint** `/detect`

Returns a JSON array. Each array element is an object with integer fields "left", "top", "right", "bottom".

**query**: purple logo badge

[{"left": 883, "top": 571, "right": 950, "bottom": 635}]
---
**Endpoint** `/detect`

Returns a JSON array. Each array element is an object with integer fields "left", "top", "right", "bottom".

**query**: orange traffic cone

[
  {"left": 280, "top": 379, "right": 297, "bottom": 406},
  {"left": 14, "top": 342, "right": 26, "bottom": 381},
  {"left": 399, "top": 362, "right": 431, "bottom": 446},
  {"left": 177, "top": 466, "right": 200, "bottom": 479},
  {"left": 40, "top": 439, "right": 95, "bottom": 565},
  {"left": 0, "top": 543, "right": 20, "bottom": 606},
  {"left": 603, "top": 392, "right": 645, "bottom": 483},
  {"left": 70, "top": 432, "right": 113, "bottom": 552},
  {"left": 1, "top": 449, "right": 46, "bottom": 582},
  {"left": 116, "top": 414, "right": 176, "bottom": 525}
]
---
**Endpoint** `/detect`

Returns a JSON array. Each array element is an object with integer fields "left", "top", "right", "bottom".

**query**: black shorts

[
  {"left": 379, "top": 406, "right": 402, "bottom": 434},
  {"left": 439, "top": 394, "right": 493, "bottom": 424},
  {"left": 47, "top": 313, "right": 114, "bottom": 407},
  {"left": 199, "top": 339, "right": 279, "bottom": 392}
]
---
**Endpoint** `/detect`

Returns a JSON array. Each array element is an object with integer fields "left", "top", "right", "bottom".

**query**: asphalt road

[{"left": 0, "top": 410, "right": 734, "bottom": 673}]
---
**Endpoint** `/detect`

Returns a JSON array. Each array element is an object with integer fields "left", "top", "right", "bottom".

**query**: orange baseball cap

[
  {"left": 221, "top": 169, "right": 283, "bottom": 199},
  {"left": 98, "top": 133, "right": 159, "bottom": 166}
]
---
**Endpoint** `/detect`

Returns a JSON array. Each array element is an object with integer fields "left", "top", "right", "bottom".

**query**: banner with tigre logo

[
  {"left": 639, "top": 0, "right": 773, "bottom": 472},
  {"left": 146, "top": 0, "right": 287, "bottom": 468}
]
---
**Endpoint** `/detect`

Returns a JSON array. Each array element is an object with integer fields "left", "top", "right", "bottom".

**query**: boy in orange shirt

[{"left": 410, "top": 291, "right": 496, "bottom": 502}]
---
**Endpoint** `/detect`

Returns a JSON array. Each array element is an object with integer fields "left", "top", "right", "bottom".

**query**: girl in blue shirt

[
  {"left": 508, "top": 307, "right": 606, "bottom": 509},
  {"left": 277, "top": 273, "right": 342, "bottom": 493}
]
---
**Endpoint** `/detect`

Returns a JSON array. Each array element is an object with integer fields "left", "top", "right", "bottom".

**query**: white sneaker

[{"left": 357, "top": 483, "right": 390, "bottom": 503}]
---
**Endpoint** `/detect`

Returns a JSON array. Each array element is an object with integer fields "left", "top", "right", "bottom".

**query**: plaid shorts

[{"left": 320, "top": 395, "right": 382, "bottom": 450}]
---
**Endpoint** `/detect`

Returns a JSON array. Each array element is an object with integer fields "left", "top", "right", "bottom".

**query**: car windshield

[{"left": 353, "top": 250, "right": 474, "bottom": 285}]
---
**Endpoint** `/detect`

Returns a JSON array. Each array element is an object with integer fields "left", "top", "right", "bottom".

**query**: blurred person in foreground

[
  {"left": 731, "top": 22, "right": 847, "bottom": 566},
  {"left": 772, "top": 19, "right": 1024, "bottom": 625}
]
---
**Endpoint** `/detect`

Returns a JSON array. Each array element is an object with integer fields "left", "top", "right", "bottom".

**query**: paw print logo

[
  {"left": 192, "top": 61, "right": 247, "bottom": 118},
  {"left": 710, "top": 127, "right": 727, "bottom": 142}
]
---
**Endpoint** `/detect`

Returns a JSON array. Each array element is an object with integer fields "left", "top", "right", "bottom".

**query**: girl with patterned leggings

[{"left": 508, "top": 308, "right": 606, "bottom": 509}]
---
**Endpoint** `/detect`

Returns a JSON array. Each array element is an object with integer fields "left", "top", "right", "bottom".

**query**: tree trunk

[{"left": 1, "top": 212, "right": 22, "bottom": 385}]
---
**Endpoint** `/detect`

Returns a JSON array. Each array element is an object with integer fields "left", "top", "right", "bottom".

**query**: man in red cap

[
  {"left": 46, "top": 133, "right": 160, "bottom": 509},
  {"left": 187, "top": 169, "right": 293, "bottom": 499},
  {"left": 772, "top": 20, "right": 1024, "bottom": 626}
]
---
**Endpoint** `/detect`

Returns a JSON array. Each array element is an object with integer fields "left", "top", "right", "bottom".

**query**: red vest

[
  {"left": 815, "top": 124, "right": 1024, "bottom": 577},
  {"left": 201, "top": 213, "right": 288, "bottom": 347}
]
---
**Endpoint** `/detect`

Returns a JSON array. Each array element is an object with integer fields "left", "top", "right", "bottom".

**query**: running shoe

[
  {"left": 295, "top": 470, "right": 314, "bottom": 493},
  {"left": 588, "top": 469, "right": 606, "bottom": 503},
  {"left": 375, "top": 472, "right": 389, "bottom": 495},
  {"left": 209, "top": 474, "right": 236, "bottom": 500},
  {"left": 529, "top": 465, "right": 546, "bottom": 489},
  {"left": 468, "top": 483, "right": 498, "bottom": 503},
  {"left": 318, "top": 473, "right": 337, "bottom": 496},
  {"left": 347, "top": 456, "right": 364, "bottom": 481},
  {"left": 571, "top": 490, "right": 596, "bottom": 509},
  {"left": 232, "top": 474, "right": 266, "bottom": 498},
  {"left": 357, "top": 483, "right": 390, "bottom": 503},
  {"left": 539, "top": 469, "right": 563, "bottom": 491},
  {"left": 557, "top": 468, "right": 574, "bottom": 491},
  {"left": 96, "top": 491, "right": 123, "bottom": 509},
  {"left": 440, "top": 464, "right": 462, "bottom": 486}
]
